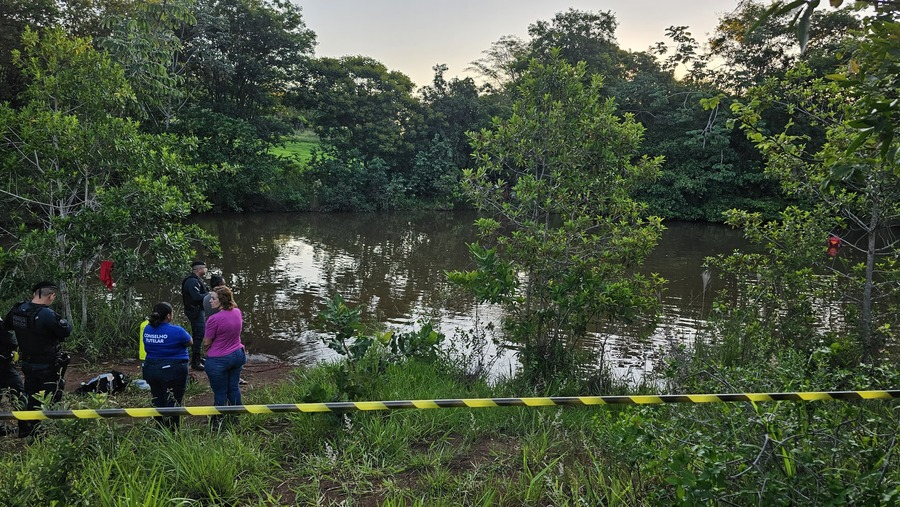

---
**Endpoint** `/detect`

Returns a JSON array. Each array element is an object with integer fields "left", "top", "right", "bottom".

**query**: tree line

[{"left": 0, "top": 0, "right": 866, "bottom": 218}]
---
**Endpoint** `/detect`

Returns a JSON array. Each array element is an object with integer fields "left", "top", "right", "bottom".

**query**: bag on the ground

[{"left": 75, "top": 370, "right": 129, "bottom": 394}]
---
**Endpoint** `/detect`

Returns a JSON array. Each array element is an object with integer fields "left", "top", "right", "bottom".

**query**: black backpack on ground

[{"left": 75, "top": 370, "right": 129, "bottom": 394}]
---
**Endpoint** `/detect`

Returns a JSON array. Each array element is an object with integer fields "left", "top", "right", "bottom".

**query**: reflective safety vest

[{"left": 139, "top": 319, "right": 149, "bottom": 360}]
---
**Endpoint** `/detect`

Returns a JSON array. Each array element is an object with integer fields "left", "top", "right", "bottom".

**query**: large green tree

[
  {"left": 301, "top": 55, "right": 424, "bottom": 173},
  {"left": 622, "top": 37, "right": 777, "bottom": 221},
  {"left": 173, "top": 108, "right": 292, "bottom": 211},
  {"left": 0, "top": 0, "right": 58, "bottom": 105},
  {"left": 709, "top": 1, "right": 861, "bottom": 92},
  {"left": 0, "top": 0, "right": 138, "bottom": 90},
  {"left": 450, "top": 53, "right": 665, "bottom": 385},
  {"left": 626, "top": 2, "right": 863, "bottom": 221},
  {"left": 469, "top": 7, "right": 796, "bottom": 221},
  {"left": 296, "top": 55, "right": 431, "bottom": 210},
  {"left": 182, "top": 0, "right": 315, "bottom": 132},
  {"left": 526, "top": 8, "right": 626, "bottom": 87},
  {"left": 165, "top": 0, "right": 316, "bottom": 211},
  {"left": 99, "top": 0, "right": 197, "bottom": 129},
  {"left": 471, "top": 9, "right": 626, "bottom": 94},
  {"left": 414, "top": 64, "right": 499, "bottom": 205},
  {"left": 419, "top": 64, "right": 495, "bottom": 170},
  {"left": 0, "top": 28, "right": 214, "bottom": 332},
  {"left": 467, "top": 34, "right": 529, "bottom": 93},
  {"left": 726, "top": 9, "right": 900, "bottom": 361}
]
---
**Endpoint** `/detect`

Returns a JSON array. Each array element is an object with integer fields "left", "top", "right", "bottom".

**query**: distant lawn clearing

[{"left": 269, "top": 130, "right": 319, "bottom": 164}]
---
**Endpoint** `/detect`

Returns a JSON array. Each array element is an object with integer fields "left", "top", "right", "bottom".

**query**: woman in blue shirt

[{"left": 142, "top": 302, "right": 192, "bottom": 429}]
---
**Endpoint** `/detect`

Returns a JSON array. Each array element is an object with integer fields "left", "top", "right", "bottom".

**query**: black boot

[{"left": 191, "top": 356, "right": 205, "bottom": 371}]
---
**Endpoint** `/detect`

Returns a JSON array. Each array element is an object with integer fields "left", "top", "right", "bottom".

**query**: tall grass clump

[
  {"left": 77, "top": 455, "right": 178, "bottom": 507},
  {"left": 149, "top": 428, "right": 276, "bottom": 502}
]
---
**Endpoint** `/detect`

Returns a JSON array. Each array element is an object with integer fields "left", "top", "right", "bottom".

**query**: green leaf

[
  {"left": 847, "top": 120, "right": 874, "bottom": 129},
  {"left": 796, "top": 5, "right": 814, "bottom": 52},
  {"left": 829, "top": 163, "right": 856, "bottom": 180},
  {"left": 878, "top": 130, "right": 894, "bottom": 159},
  {"left": 845, "top": 129, "right": 873, "bottom": 154}
]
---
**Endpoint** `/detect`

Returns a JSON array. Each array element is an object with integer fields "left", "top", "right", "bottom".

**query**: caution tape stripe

[{"left": 1, "top": 390, "right": 897, "bottom": 421}]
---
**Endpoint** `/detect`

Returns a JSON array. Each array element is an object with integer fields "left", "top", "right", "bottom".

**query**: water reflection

[{"left": 144, "top": 212, "right": 748, "bottom": 376}]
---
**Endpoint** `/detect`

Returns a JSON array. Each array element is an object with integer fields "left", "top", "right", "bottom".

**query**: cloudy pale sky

[{"left": 297, "top": 1, "right": 742, "bottom": 88}]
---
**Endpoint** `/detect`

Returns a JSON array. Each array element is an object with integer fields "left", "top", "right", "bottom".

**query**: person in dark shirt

[
  {"left": 203, "top": 274, "right": 226, "bottom": 318},
  {"left": 181, "top": 260, "right": 208, "bottom": 371},
  {"left": 142, "top": 301, "right": 192, "bottom": 429},
  {"left": 3, "top": 281, "right": 73, "bottom": 438}
]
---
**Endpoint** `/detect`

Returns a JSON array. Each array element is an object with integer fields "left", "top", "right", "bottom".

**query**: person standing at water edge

[
  {"left": 203, "top": 275, "right": 248, "bottom": 386},
  {"left": 203, "top": 274, "right": 226, "bottom": 318},
  {"left": 142, "top": 302, "right": 192, "bottom": 429},
  {"left": 3, "top": 281, "right": 72, "bottom": 438},
  {"left": 203, "top": 286, "right": 246, "bottom": 428},
  {"left": 182, "top": 260, "right": 208, "bottom": 371}
]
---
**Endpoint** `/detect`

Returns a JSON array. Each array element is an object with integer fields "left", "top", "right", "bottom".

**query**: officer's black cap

[{"left": 191, "top": 260, "right": 206, "bottom": 268}]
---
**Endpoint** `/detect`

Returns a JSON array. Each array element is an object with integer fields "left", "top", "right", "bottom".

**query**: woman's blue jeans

[{"left": 204, "top": 348, "right": 246, "bottom": 406}]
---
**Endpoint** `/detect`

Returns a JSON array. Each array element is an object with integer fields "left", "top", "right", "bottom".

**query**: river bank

[{"left": 1, "top": 348, "right": 897, "bottom": 505}]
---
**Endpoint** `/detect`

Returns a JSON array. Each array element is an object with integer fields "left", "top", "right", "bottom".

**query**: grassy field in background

[{"left": 269, "top": 129, "right": 319, "bottom": 164}]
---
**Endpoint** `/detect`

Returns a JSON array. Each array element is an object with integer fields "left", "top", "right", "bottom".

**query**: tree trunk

[
  {"left": 80, "top": 280, "right": 88, "bottom": 330},
  {"left": 59, "top": 280, "right": 73, "bottom": 326},
  {"left": 860, "top": 205, "right": 879, "bottom": 362}
]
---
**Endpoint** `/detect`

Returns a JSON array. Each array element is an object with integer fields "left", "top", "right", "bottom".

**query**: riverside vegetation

[{"left": 0, "top": 307, "right": 897, "bottom": 505}]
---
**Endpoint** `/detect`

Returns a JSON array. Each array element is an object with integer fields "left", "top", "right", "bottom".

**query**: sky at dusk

[{"left": 297, "top": 1, "right": 742, "bottom": 88}]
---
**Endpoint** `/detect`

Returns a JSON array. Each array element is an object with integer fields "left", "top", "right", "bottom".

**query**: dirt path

[{"left": 63, "top": 354, "right": 300, "bottom": 407}]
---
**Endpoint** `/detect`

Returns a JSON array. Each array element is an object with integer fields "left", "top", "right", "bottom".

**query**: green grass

[
  {"left": 1, "top": 350, "right": 898, "bottom": 505},
  {"left": 269, "top": 129, "right": 320, "bottom": 164}
]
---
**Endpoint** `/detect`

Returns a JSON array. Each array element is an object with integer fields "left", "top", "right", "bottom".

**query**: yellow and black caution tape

[{"left": 1, "top": 390, "right": 898, "bottom": 421}]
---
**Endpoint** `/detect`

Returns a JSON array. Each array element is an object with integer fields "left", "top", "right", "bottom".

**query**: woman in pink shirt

[{"left": 202, "top": 286, "right": 246, "bottom": 419}]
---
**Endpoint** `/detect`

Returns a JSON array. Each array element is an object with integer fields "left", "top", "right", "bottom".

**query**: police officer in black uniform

[
  {"left": 182, "top": 261, "right": 208, "bottom": 371},
  {"left": 3, "top": 281, "right": 73, "bottom": 438},
  {"left": 0, "top": 319, "right": 24, "bottom": 436}
]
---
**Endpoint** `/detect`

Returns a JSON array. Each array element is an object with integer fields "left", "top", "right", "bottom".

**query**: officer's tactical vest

[{"left": 11, "top": 302, "right": 62, "bottom": 364}]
